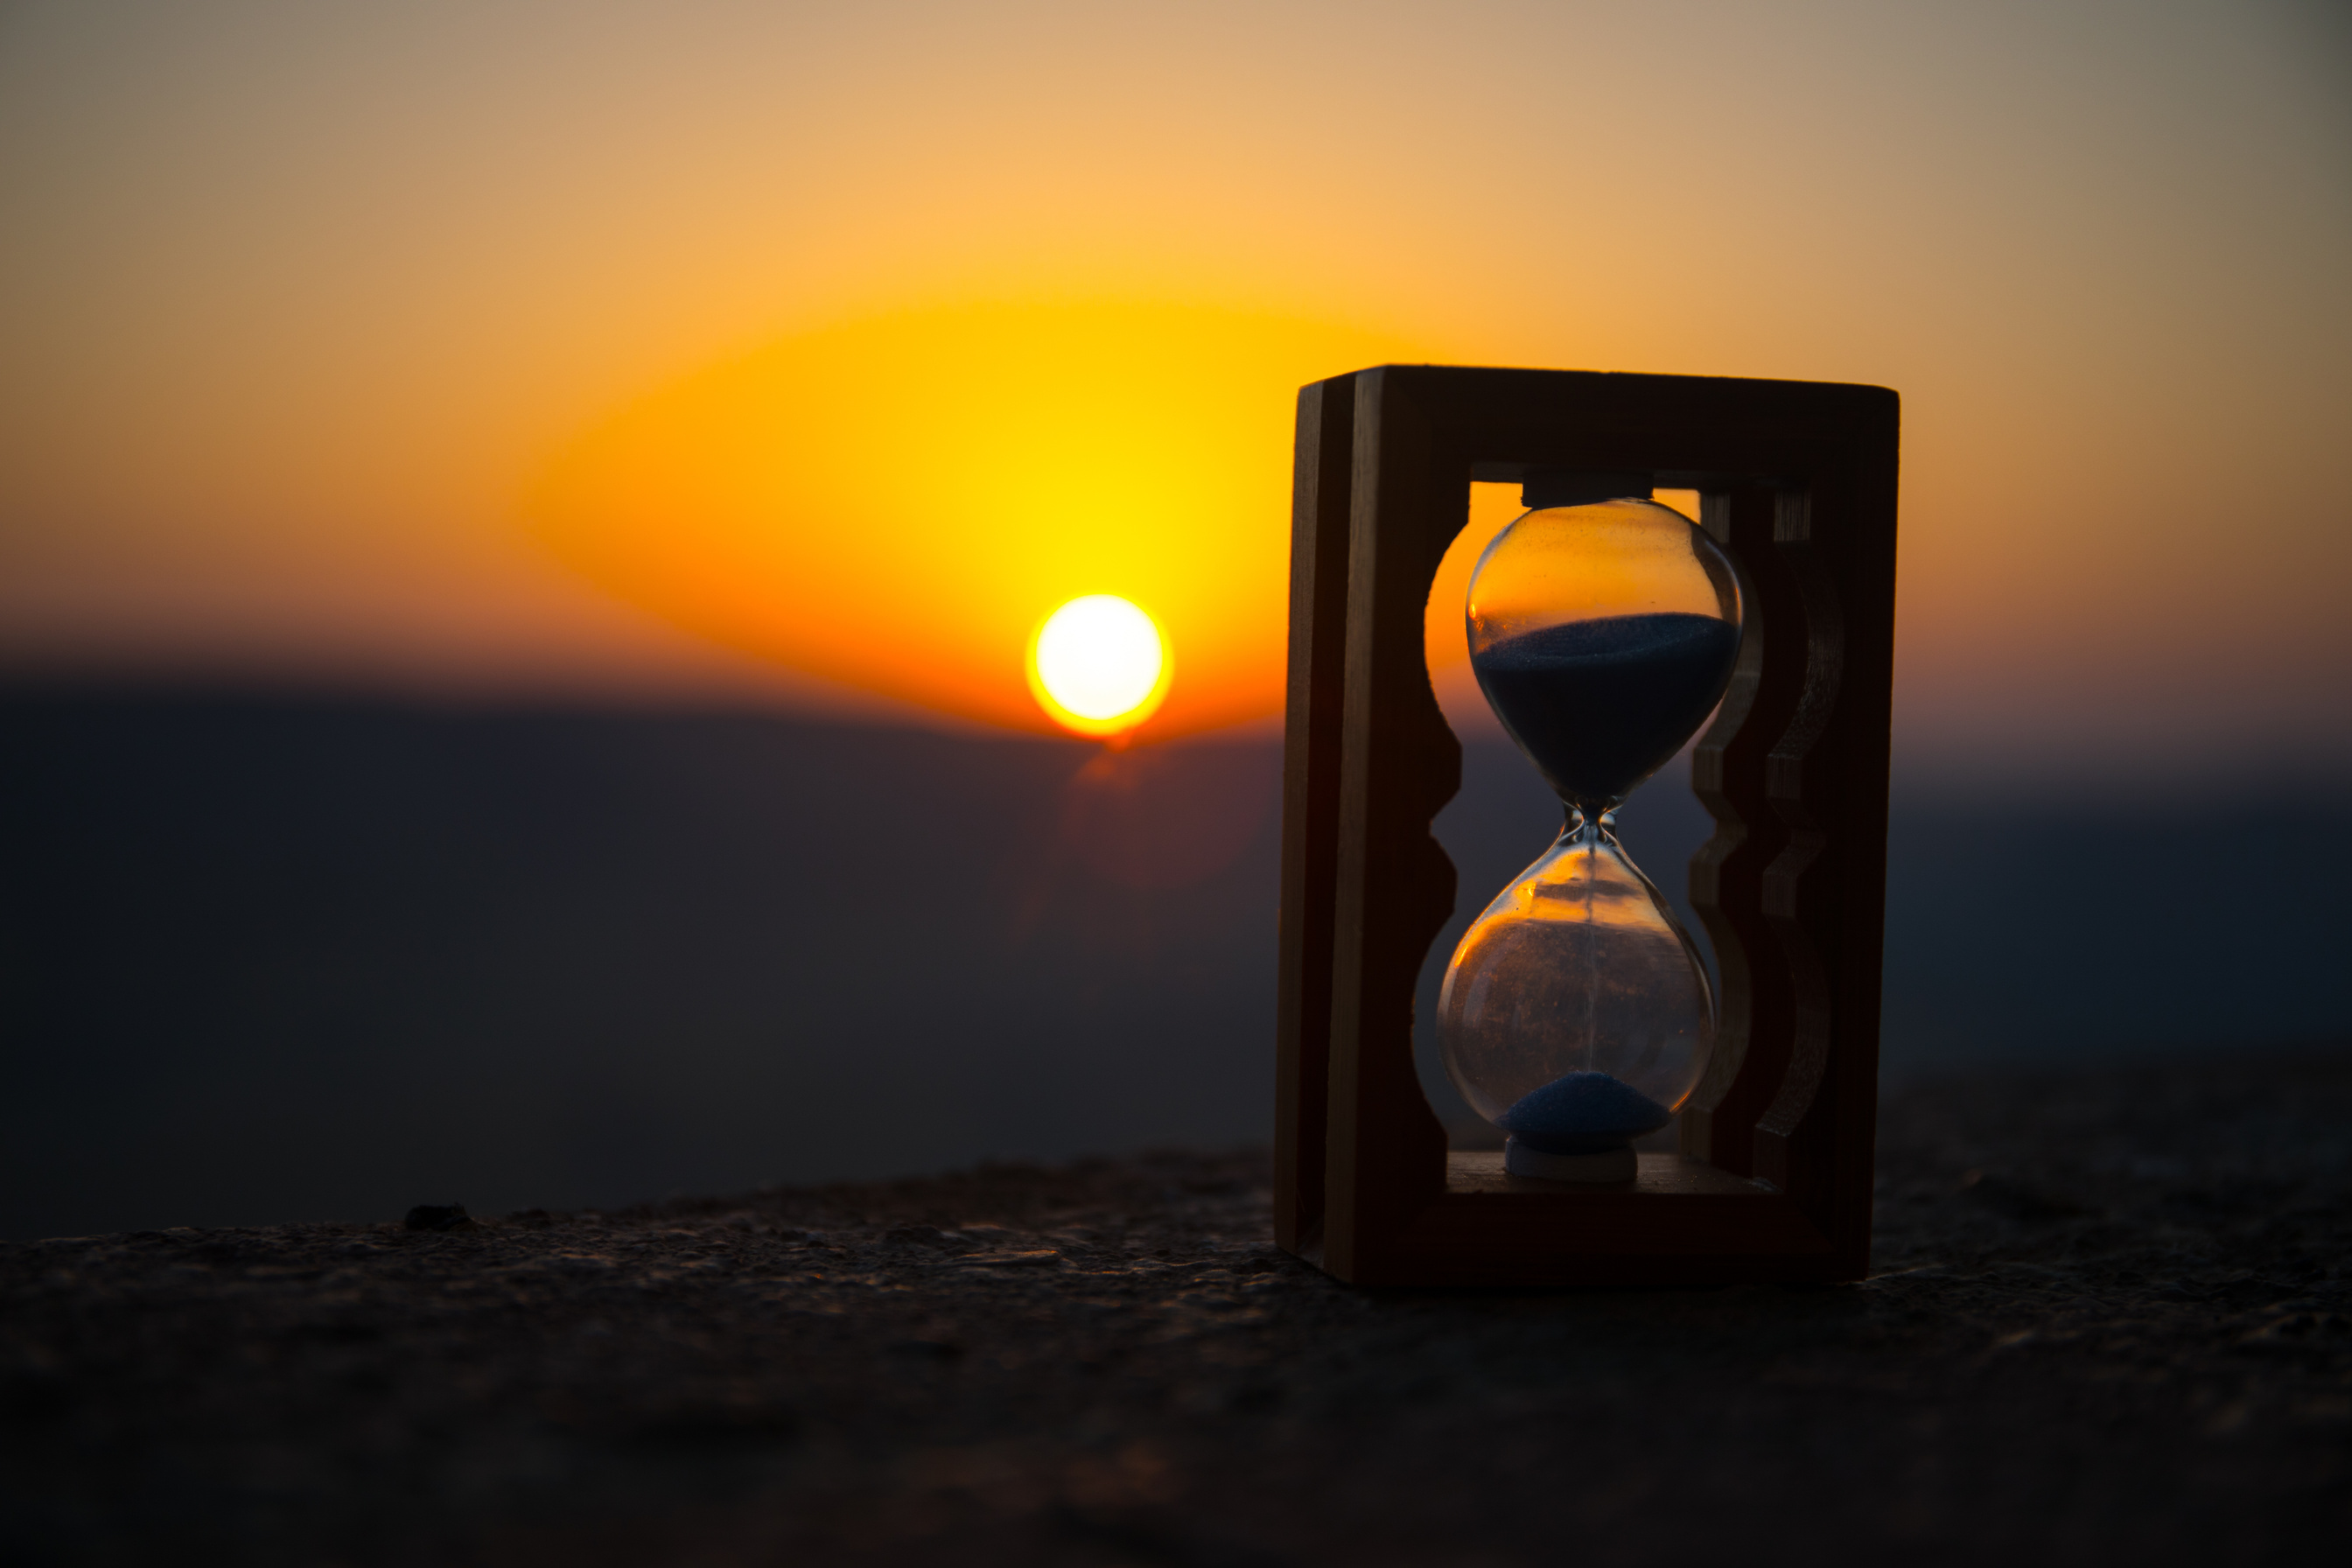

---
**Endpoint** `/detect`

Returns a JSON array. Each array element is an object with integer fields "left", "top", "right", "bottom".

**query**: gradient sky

[{"left": 3, "top": 1, "right": 2347, "bottom": 779}]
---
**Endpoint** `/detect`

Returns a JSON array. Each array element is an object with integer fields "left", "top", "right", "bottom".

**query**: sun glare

[
  {"left": 1029, "top": 595, "right": 1169, "bottom": 738},
  {"left": 528, "top": 300, "right": 1431, "bottom": 738}
]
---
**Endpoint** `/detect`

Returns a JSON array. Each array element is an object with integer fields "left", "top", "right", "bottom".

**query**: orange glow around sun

[{"left": 525, "top": 299, "right": 1429, "bottom": 739}]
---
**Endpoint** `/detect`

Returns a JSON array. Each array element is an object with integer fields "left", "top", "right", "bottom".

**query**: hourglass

[
  {"left": 1274, "top": 365, "right": 1900, "bottom": 1286},
  {"left": 1438, "top": 477, "right": 1743, "bottom": 1185}
]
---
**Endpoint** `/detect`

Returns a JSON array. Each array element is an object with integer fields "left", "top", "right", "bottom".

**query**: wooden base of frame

[{"left": 1274, "top": 366, "right": 1900, "bottom": 1287}]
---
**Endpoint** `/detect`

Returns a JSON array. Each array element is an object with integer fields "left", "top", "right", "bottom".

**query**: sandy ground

[{"left": 4, "top": 1048, "right": 2348, "bottom": 1566}]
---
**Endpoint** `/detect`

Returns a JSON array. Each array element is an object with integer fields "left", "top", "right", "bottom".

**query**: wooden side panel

[
  {"left": 1753, "top": 437, "right": 1900, "bottom": 1277},
  {"left": 1320, "top": 370, "right": 1460, "bottom": 1278},
  {"left": 1273, "top": 377, "right": 1355, "bottom": 1254}
]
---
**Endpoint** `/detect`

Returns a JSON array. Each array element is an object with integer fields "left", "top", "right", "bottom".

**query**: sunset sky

[{"left": 3, "top": 1, "right": 2346, "bottom": 780}]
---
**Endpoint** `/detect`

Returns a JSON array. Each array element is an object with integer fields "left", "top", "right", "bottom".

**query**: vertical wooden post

[
  {"left": 1273, "top": 377, "right": 1354, "bottom": 1256},
  {"left": 1682, "top": 485, "right": 1803, "bottom": 1175}
]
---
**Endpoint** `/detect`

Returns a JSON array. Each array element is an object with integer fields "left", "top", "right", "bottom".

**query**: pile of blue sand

[
  {"left": 1472, "top": 612, "right": 1741, "bottom": 807},
  {"left": 1496, "top": 1070, "right": 1674, "bottom": 1154}
]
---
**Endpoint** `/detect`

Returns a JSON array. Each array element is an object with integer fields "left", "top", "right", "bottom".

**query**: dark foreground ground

[{"left": 6, "top": 1050, "right": 2348, "bottom": 1567}]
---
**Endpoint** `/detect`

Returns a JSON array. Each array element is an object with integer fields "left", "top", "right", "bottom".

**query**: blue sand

[
  {"left": 1472, "top": 612, "right": 1740, "bottom": 808},
  {"left": 1497, "top": 1070, "right": 1674, "bottom": 1155}
]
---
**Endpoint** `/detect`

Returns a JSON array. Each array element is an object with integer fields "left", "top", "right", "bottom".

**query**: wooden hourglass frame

[{"left": 1274, "top": 366, "right": 1900, "bottom": 1286}]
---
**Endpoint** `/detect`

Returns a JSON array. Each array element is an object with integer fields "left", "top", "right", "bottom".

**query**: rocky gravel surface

[{"left": 5, "top": 1049, "right": 2348, "bottom": 1566}]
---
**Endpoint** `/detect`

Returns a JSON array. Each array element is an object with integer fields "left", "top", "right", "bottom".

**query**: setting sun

[{"left": 1028, "top": 594, "right": 1169, "bottom": 738}]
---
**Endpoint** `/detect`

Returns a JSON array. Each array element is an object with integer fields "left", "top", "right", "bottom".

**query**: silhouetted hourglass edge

[{"left": 1436, "top": 485, "right": 1745, "bottom": 1184}]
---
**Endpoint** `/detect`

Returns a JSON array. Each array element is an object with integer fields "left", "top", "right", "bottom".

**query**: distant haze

[
  {"left": 3, "top": 2, "right": 2348, "bottom": 779},
  {"left": 6, "top": 692, "right": 2344, "bottom": 1238}
]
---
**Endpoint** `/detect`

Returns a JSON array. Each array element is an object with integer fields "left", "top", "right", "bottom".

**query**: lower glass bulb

[{"left": 1438, "top": 813, "right": 1714, "bottom": 1182}]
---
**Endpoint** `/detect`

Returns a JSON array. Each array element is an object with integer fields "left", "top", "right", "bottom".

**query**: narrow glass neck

[{"left": 1560, "top": 803, "right": 1620, "bottom": 844}]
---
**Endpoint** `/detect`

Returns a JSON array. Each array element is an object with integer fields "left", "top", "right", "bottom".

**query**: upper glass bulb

[
  {"left": 1466, "top": 495, "right": 1741, "bottom": 816},
  {"left": 1438, "top": 486, "right": 1744, "bottom": 1183}
]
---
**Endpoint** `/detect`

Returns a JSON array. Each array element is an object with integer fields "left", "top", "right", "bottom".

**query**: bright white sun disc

[{"left": 1032, "top": 595, "right": 1166, "bottom": 728}]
